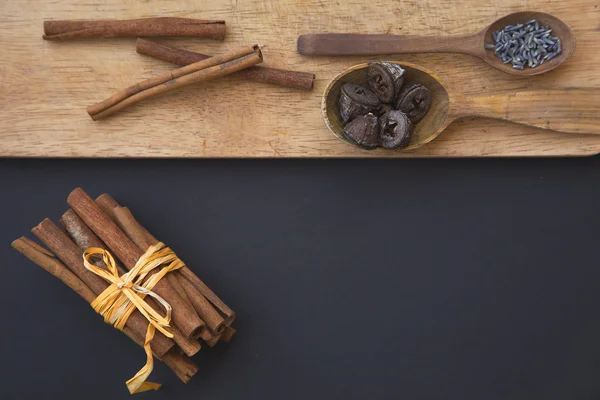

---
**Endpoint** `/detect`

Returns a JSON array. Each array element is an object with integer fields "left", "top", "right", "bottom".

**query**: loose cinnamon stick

[
  {"left": 32, "top": 218, "right": 175, "bottom": 358},
  {"left": 67, "top": 188, "right": 205, "bottom": 339},
  {"left": 98, "top": 194, "right": 235, "bottom": 324},
  {"left": 107, "top": 200, "right": 230, "bottom": 333},
  {"left": 136, "top": 38, "right": 315, "bottom": 91},
  {"left": 87, "top": 44, "right": 263, "bottom": 120},
  {"left": 61, "top": 209, "right": 202, "bottom": 357},
  {"left": 12, "top": 237, "right": 197, "bottom": 383},
  {"left": 43, "top": 18, "right": 226, "bottom": 41}
]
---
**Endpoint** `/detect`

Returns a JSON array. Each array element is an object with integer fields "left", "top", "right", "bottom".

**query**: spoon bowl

[
  {"left": 323, "top": 63, "right": 450, "bottom": 151},
  {"left": 323, "top": 63, "right": 600, "bottom": 151},
  {"left": 481, "top": 11, "right": 575, "bottom": 75},
  {"left": 299, "top": 11, "right": 575, "bottom": 76}
]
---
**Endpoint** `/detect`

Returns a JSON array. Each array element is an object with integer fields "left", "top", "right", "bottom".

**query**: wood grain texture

[{"left": 1, "top": 0, "right": 600, "bottom": 157}]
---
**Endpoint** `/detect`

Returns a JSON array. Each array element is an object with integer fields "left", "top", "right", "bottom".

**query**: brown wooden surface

[{"left": 1, "top": 0, "right": 600, "bottom": 157}]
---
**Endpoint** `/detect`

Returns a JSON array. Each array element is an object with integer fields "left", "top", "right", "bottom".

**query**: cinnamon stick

[
  {"left": 202, "top": 326, "right": 236, "bottom": 346},
  {"left": 43, "top": 18, "right": 226, "bottom": 41},
  {"left": 32, "top": 218, "right": 175, "bottom": 358},
  {"left": 178, "top": 275, "right": 226, "bottom": 334},
  {"left": 96, "top": 193, "right": 121, "bottom": 217},
  {"left": 12, "top": 237, "right": 197, "bottom": 383},
  {"left": 61, "top": 209, "right": 203, "bottom": 357},
  {"left": 162, "top": 349, "right": 198, "bottom": 383},
  {"left": 136, "top": 38, "right": 315, "bottom": 91},
  {"left": 12, "top": 237, "right": 96, "bottom": 303},
  {"left": 87, "top": 44, "right": 263, "bottom": 120},
  {"left": 18, "top": 236, "right": 55, "bottom": 257},
  {"left": 206, "top": 333, "right": 222, "bottom": 347},
  {"left": 221, "top": 326, "right": 236, "bottom": 343},
  {"left": 67, "top": 187, "right": 205, "bottom": 339},
  {"left": 199, "top": 327, "right": 221, "bottom": 347},
  {"left": 167, "top": 273, "right": 195, "bottom": 309},
  {"left": 104, "top": 198, "right": 232, "bottom": 333}
]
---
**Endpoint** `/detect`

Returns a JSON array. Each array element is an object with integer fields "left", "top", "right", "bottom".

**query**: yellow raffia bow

[{"left": 83, "top": 242, "right": 185, "bottom": 394}]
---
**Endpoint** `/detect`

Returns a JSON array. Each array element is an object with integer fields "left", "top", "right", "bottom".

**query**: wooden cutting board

[{"left": 2, "top": 0, "right": 600, "bottom": 158}]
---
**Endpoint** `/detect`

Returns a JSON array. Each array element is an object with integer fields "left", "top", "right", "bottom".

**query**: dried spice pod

[
  {"left": 368, "top": 62, "right": 405, "bottom": 103},
  {"left": 378, "top": 110, "right": 413, "bottom": 149},
  {"left": 394, "top": 83, "right": 432, "bottom": 123},
  {"left": 343, "top": 113, "right": 379, "bottom": 149},
  {"left": 339, "top": 83, "right": 380, "bottom": 123}
]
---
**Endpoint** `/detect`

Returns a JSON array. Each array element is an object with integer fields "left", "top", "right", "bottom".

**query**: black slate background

[{"left": 1, "top": 157, "right": 600, "bottom": 399}]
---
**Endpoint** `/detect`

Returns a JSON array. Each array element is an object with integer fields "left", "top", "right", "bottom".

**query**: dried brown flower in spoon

[
  {"left": 367, "top": 62, "right": 405, "bottom": 103},
  {"left": 343, "top": 113, "right": 379, "bottom": 149},
  {"left": 339, "top": 83, "right": 381, "bottom": 123},
  {"left": 378, "top": 110, "right": 413, "bottom": 149},
  {"left": 395, "top": 83, "right": 432, "bottom": 123}
]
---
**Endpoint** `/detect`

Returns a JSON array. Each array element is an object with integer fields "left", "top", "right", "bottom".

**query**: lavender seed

[{"left": 488, "top": 19, "right": 560, "bottom": 70}]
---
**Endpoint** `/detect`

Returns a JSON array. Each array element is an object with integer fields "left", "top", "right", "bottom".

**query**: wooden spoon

[
  {"left": 323, "top": 63, "right": 600, "bottom": 151},
  {"left": 300, "top": 11, "right": 575, "bottom": 76}
]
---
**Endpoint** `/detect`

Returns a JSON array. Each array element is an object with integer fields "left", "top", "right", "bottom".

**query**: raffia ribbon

[{"left": 83, "top": 242, "right": 185, "bottom": 394}]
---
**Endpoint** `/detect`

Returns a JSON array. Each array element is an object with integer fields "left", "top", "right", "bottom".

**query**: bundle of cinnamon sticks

[
  {"left": 12, "top": 187, "right": 235, "bottom": 390},
  {"left": 42, "top": 17, "right": 315, "bottom": 119}
]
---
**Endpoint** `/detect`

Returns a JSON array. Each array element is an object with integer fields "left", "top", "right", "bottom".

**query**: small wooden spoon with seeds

[
  {"left": 323, "top": 63, "right": 600, "bottom": 151},
  {"left": 299, "top": 11, "right": 574, "bottom": 76}
]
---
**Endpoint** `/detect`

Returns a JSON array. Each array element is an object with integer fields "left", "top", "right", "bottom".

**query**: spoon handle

[
  {"left": 453, "top": 89, "right": 600, "bottom": 135},
  {"left": 297, "top": 33, "right": 483, "bottom": 57}
]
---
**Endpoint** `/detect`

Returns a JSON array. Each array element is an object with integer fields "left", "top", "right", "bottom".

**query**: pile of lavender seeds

[{"left": 484, "top": 20, "right": 561, "bottom": 70}]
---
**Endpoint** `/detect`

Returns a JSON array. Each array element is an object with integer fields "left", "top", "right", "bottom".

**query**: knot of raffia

[{"left": 83, "top": 242, "right": 185, "bottom": 394}]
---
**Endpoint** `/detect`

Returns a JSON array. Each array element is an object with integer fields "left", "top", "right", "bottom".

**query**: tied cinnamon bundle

[
  {"left": 12, "top": 187, "right": 236, "bottom": 394},
  {"left": 87, "top": 44, "right": 263, "bottom": 120},
  {"left": 12, "top": 237, "right": 198, "bottom": 384},
  {"left": 43, "top": 18, "right": 226, "bottom": 41}
]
